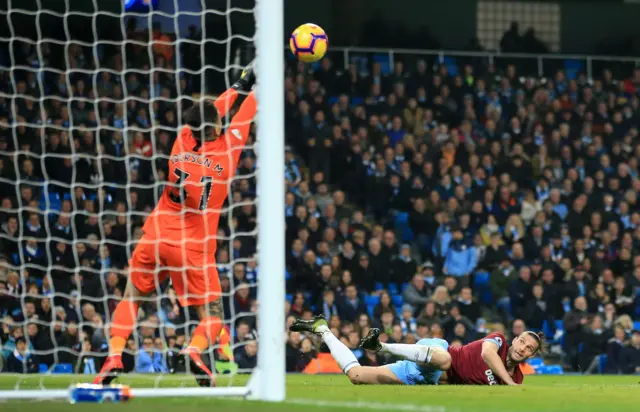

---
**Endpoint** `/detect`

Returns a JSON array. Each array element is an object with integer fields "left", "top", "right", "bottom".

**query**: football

[{"left": 289, "top": 23, "right": 328, "bottom": 63}]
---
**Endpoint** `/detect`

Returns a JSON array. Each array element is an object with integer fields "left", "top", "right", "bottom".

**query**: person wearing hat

[
  {"left": 399, "top": 304, "right": 417, "bottom": 336},
  {"left": 442, "top": 224, "right": 477, "bottom": 288}
]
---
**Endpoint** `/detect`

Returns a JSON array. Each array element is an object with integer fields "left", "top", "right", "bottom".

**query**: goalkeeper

[{"left": 94, "top": 62, "right": 257, "bottom": 387}]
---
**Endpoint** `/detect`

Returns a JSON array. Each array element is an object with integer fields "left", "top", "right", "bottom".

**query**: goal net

[{"left": 0, "top": 0, "right": 284, "bottom": 402}]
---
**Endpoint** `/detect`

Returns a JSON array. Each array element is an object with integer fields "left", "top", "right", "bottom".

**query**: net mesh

[{"left": 0, "top": 0, "right": 259, "bottom": 388}]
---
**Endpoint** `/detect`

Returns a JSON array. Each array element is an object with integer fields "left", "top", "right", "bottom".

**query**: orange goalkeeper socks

[
  {"left": 109, "top": 300, "right": 139, "bottom": 356},
  {"left": 188, "top": 316, "right": 223, "bottom": 353},
  {"left": 217, "top": 326, "right": 234, "bottom": 361}
]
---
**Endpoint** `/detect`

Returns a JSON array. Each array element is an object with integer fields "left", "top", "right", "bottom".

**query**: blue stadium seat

[
  {"left": 391, "top": 295, "right": 403, "bottom": 308},
  {"left": 474, "top": 272, "right": 490, "bottom": 286},
  {"left": 564, "top": 59, "right": 584, "bottom": 80},
  {"left": 634, "top": 321, "right": 640, "bottom": 331},
  {"left": 473, "top": 272, "right": 492, "bottom": 305},
  {"left": 375, "top": 282, "right": 386, "bottom": 291},
  {"left": 351, "top": 97, "right": 364, "bottom": 106},
  {"left": 285, "top": 294, "right": 292, "bottom": 303},
  {"left": 52, "top": 363, "right": 73, "bottom": 374},
  {"left": 526, "top": 357, "right": 544, "bottom": 368},
  {"left": 597, "top": 355, "right": 608, "bottom": 374},
  {"left": 39, "top": 363, "right": 49, "bottom": 373},
  {"left": 365, "top": 295, "right": 380, "bottom": 307},
  {"left": 328, "top": 96, "right": 339, "bottom": 106},
  {"left": 401, "top": 283, "right": 408, "bottom": 293},
  {"left": 537, "top": 365, "right": 563, "bottom": 375},
  {"left": 39, "top": 190, "right": 61, "bottom": 213},
  {"left": 388, "top": 284, "right": 399, "bottom": 295},
  {"left": 366, "top": 295, "right": 380, "bottom": 317},
  {"left": 373, "top": 54, "right": 391, "bottom": 75},
  {"left": 394, "top": 212, "right": 414, "bottom": 242}
]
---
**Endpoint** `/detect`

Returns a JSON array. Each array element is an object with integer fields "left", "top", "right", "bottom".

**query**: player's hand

[{"left": 232, "top": 59, "right": 256, "bottom": 92}]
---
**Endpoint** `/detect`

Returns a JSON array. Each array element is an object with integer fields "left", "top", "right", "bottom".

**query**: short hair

[{"left": 183, "top": 102, "right": 219, "bottom": 139}]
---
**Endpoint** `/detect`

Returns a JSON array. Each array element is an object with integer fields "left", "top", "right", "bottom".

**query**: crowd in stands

[{"left": 1, "top": 20, "right": 640, "bottom": 376}]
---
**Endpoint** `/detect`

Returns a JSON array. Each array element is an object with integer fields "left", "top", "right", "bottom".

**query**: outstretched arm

[
  {"left": 480, "top": 341, "right": 517, "bottom": 385},
  {"left": 211, "top": 59, "right": 256, "bottom": 118},
  {"left": 227, "top": 90, "right": 257, "bottom": 149}
]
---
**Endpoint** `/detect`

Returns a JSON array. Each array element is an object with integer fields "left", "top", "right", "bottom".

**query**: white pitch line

[{"left": 285, "top": 398, "right": 447, "bottom": 412}]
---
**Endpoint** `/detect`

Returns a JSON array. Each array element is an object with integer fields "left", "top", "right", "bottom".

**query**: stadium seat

[
  {"left": 439, "top": 56, "right": 458, "bottom": 76},
  {"left": 375, "top": 282, "right": 386, "bottom": 291},
  {"left": 365, "top": 295, "right": 380, "bottom": 317},
  {"left": 351, "top": 97, "right": 364, "bottom": 106},
  {"left": 634, "top": 321, "right": 640, "bottom": 331},
  {"left": 39, "top": 190, "right": 62, "bottom": 213},
  {"left": 537, "top": 365, "right": 563, "bottom": 375},
  {"left": 473, "top": 272, "right": 492, "bottom": 305},
  {"left": 285, "top": 294, "right": 292, "bottom": 303},
  {"left": 52, "top": 363, "right": 73, "bottom": 374},
  {"left": 388, "top": 283, "right": 399, "bottom": 295},
  {"left": 597, "top": 355, "right": 608, "bottom": 374},
  {"left": 373, "top": 54, "right": 391, "bottom": 75},
  {"left": 394, "top": 212, "right": 414, "bottom": 242},
  {"left": 391, "top": 294, "right": 403, "bottom": 308},
  {"left": 526, "top": 357, "right": 544, "bottom": 368},
  {"left": 39, "top": 363, "right": 49, "bottom": 373},
  {"left": 365, "top": 295, "right": 380, "bottom": 307},
  {"left": 564, "top": 59, "right": 585, "bottom": 80},
  {"left": 474, "top": 272, "right": 490, "bottom": 286}
]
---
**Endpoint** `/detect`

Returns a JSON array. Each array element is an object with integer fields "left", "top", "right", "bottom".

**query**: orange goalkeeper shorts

[{"left": 129, "top": 235, "right": 221, "bottom": 307}]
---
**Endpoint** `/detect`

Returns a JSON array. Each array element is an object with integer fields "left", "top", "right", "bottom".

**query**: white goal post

[{"left": 0, "top": 0, "right": 284, "bottom": 402}]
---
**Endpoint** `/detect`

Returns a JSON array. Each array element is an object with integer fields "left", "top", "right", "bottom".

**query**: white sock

[
  {"left": 317, "top": 325, "right": 360, "bottom": 373},
  {"left": 380, "top": 343, "right": 434, "bottom": 365}
]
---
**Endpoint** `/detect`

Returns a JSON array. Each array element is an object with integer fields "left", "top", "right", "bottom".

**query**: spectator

[
  {"left": 135, "top": 336, "right": 168, "bottom": 373},
  {"left": 337, "top": 284, "right": 367, "bottom": 322},
  {"left": 490, "top": 259, "right": 518, "bottom": 310},
  {"left": 402, "top": 273, "right": 431, "bottom": 311},
  {"left": 604, "top": 325, "right": 627, "bottom": 373},
  {"left": 373, "top": 291, "right": 397, "bottom": 320},
  {"left": 4, "top": 337, "right": 37, "bottom": 373},
  {"left": 442, "top": 225, "right": 477, "bottom": 285},
  {"left": 399, "top": 304, "right": 417, "bottom": 336},
  {"left": 564, "top": 297, "right": 590, "bottom": 371},
  {"left": 235, "top": 339, "right": 258, "bottom": 371},
  {"left": 618, "top": 330, "right": 640, "bottom": 374}
]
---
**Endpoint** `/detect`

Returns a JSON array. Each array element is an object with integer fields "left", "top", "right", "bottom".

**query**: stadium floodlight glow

[{"left": 0, "top": 0, "right": 284, "bottom": 402}]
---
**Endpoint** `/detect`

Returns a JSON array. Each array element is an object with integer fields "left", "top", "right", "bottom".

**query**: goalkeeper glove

[{"left": 231, "top": 59, "right": 256, "bottom": 92}]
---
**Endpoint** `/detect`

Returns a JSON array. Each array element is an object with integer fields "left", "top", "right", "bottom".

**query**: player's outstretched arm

[
  {"left": 211, "top": 60, "right": 256, "bottom": 118},
  {"left": 226, "top": 90, "right": 256, "bottom": 148},
  {"left": 480, "top": 341, "right": 518, "bottom": 385}
]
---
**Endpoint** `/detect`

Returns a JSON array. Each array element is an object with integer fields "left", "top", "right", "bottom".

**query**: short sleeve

[{"left": 483, "top": 332, "right": 505, "bottom": 350}]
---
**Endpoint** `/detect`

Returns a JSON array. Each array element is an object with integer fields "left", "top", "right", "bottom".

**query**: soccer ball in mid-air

[{"left": 290, "top": 23, "right": 328, "bottom": 63}]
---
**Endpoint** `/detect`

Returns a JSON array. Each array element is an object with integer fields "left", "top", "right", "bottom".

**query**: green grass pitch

[{"left": 0, "top": 374, "right": 639, "bottom": 412}]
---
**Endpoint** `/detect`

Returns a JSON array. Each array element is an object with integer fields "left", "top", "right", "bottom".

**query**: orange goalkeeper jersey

[{"left": 142, "top": 88, "right": 257, "bottom": 254}]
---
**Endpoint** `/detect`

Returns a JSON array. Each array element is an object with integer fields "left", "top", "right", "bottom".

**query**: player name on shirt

[{"left": 171, "top": 152, "right": 223, "bottom": 174}]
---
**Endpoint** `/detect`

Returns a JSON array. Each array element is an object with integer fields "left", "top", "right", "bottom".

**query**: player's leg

[
  {"left": 168, "top": 248, "right": 223, "bottom": 387},
  {"left": 290, "top": 316, "right": 402, "bottom": 385},
  {"left": 94, "top": 237, "right": 166, "bottom": 384},
  {"left": 361, "top": 328, "right": 452, "bottom": 371}
]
